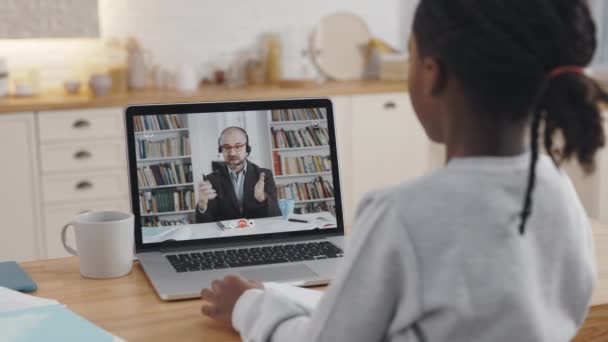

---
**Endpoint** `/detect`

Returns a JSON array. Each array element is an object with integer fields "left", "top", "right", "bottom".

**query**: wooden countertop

[
  {"left": 0, "top": 80, "right": 408, "bottom": 114},
  {"left": 16, "top": 219, "right": 608, "bottom": 342}
]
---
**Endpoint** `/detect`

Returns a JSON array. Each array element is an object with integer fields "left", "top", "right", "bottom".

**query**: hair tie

[{"left": 548, "top": 65, "right": 584, "bottom": 80}]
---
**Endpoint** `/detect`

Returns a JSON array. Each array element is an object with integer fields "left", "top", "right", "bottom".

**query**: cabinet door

[
  {"left": 38, "top": 107, "right": 124, "bottom": 143},
  {"left": 330, "top": 96, "right": 355, "bottom": 227},
  {"left": 561, "top": 115, "right": 608, "bottom": 224},
  {"left": 599, "top": 137, "right": 608, "bottom": 223},
  {"left": 0, "top": 113, "right": 41, "bottom": 261},
  {"left": 351, "top": 93, "right": 430, "bottom": 211},
  {"left": 588, "top": 115, "right": 608, "bottom": 224}
]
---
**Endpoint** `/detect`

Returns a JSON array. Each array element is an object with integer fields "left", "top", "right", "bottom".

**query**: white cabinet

[
  {"left": 350, "top": 93, "right": 431, "bottom": 214},
  {"left": 0, "top": 113, "right": 42, "bottom": 261},
  {"left": 599, "top": 138, "right": 608, "bottom": 223},
  {"left": 37, "top": 107, "right": 130, "bottom": 258},
  {"left": 331, "top": 96, "right": 355, "bottom": 226},
  {"left": 564, "top": 115, "right": 608, "bottom": 224}
]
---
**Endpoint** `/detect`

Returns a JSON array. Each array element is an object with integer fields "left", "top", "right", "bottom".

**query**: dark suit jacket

[{"left": 195, "top": 161, "right": 281, "bottom": 223}]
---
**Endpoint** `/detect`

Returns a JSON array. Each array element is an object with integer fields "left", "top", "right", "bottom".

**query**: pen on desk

[{"left": 288, "top": 218, "right": 309, "bottom": 223}]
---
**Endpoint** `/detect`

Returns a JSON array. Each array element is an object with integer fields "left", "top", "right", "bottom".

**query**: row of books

[
  {"left": 270, "top": 127, "right": 330, "bottom": 149},
  {"left": 295, "top": 201, "right": 336, "bottom": 216},
  {"left": 139, "top": 189, "right": 196, "bottom": 214},
  {"left": 271, "top": 108, "right": 326, "bottom": 122},
  {"left": 134, "top": 114, "right": 186, "bottom": 132},
  {"left": 277, "top": 177, "right": 334, "bottom": 202},
  {"left": 137, "top": 162, "right": 193, "bottom": 188},
  {"left": 142, "top": 217, "right": 193, "bottom": 227},
  {"left": 272, "top": 152, "right": 331, "bottom": 176},
  {"left": 137, "top": 136, "right": 191, "bottom": 159}
]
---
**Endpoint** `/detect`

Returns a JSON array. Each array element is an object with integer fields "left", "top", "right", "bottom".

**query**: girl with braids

[{"left": 200, "top": 0, "right": 605, "bottom": 341}]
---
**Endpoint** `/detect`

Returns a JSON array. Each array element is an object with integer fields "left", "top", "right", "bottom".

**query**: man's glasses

[{"left": 221, "top": 143, "right": 246, "bottom": 153}]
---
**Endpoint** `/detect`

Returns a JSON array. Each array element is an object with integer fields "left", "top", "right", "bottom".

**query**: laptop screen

[{"left": 126, "top": 100, "right": 342, "bottom": 248}]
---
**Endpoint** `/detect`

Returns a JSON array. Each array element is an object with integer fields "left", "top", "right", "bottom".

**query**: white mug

[{"left": 62, "top": 211, "right": 134, "bottom": 279}]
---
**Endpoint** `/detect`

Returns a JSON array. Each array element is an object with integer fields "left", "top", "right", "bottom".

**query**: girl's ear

[{"left": 422, "top": 56, "right": 447, "bottom": 97}]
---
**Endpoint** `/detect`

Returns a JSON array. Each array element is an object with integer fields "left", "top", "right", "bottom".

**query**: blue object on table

[
  {"left": 0, "top": 261, "right": 37, "bottom": 292},
  {"left": 278, "top": 199, "right": 295, "bottom": 220},
  {"left": 0, "top": 304, "right": 120, "bottom": 341}
]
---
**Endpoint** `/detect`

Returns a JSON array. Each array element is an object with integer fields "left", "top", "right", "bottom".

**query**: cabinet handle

[
  {"left": 75, "top": 181, "right": 93, "bottom": 191},
  {"left": 73, "top": 150, "right": 92, "bottom": 160},
  {"left": 77, "top": 209, "right": 91, "bottom": 215},
  {"left": 72, "top": 119, "right": 91, "bottom": 129},
  {"left": 384, "top": 101, "right": 397, "bottom": 110}
]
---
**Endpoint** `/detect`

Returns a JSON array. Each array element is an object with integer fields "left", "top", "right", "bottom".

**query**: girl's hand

[{"left": 200, "top": 275, "right": 264, "bottom": 327}]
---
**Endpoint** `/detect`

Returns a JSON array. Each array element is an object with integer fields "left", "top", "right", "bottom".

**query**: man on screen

[{"left": 195, "top": 127, "right": 281, "bottom": 223}]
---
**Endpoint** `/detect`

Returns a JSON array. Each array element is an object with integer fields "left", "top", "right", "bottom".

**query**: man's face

[{"left": 220, "top": 129, "right": 248, "bottom": 170}]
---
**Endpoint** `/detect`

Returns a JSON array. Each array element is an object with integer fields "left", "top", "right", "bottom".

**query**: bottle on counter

[
  {"left": 127, "top": 37, "right": 147, "bottom": 90},
  {"left": 105, "top": 38, "right": 128, "bottom": 94},
  {"left": 264, "top": 34, "right": 282, "bottom": 84},
  {"left": 0, "top": 58, "right": 8, "bottom": 97}
]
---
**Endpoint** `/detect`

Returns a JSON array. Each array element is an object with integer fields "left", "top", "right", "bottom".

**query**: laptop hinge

[{"left": 158, "top": 235, "right": 329, "bottom": 254}]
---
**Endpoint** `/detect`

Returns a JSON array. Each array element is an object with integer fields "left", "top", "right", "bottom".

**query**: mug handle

[{"left": 61, "top": 223, "right": 78, "bottom": 256}]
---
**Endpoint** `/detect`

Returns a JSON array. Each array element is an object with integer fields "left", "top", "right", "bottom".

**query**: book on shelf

[
  {"left": 137, "top": 135, "right": 190, "bottom": 159},
  {"left": 139, "top": 189, "right": 195, "bottom": 214},
  {"left": 271, "top": 108, "right": 326, "bottom": 122},
  {"left": 270, "top": 126, "right": 330, "bottom": 149},
  {"left": 296, "top": 201, "right": 336, "bottom": 216},
  {"left": 273, "top": 151, "right": 282, "bottom": 176},
  {"left": 137, "top": 162, "right": 193, "bottom": 187},
  {"left": 273, "top": 154, "right": 331, "bottom": 175},
  {"left": 134, "top": 114, "right": 186, "bottom": 132},
  {"left": 277, "top": 176, "right": 334, "bottom": 202}
]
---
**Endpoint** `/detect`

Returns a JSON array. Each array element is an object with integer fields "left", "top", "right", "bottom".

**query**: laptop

[{"left": 124, "top": 98, "right": 346, "bottom": 300}]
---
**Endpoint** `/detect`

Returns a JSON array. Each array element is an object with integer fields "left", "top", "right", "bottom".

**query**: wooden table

[
  {"left": 21, "top": 257, "right": 245, "bottom": 341},
  {"left": 20, "top": 220, "right": 608, "bottom": 341}
]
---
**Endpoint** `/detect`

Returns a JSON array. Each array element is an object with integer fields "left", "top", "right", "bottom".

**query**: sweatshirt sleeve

[{"left": 232, "top": 191, "right": 422, "bottom": 342}]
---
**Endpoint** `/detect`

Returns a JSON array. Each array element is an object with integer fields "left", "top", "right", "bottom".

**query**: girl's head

[{"left": 409, "top": 0, "right": 606, "bottom": 233}]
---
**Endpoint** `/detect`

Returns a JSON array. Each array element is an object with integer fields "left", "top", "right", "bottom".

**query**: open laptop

[{"left": 124, "top": 98, "right": 346, "bottom": 300}]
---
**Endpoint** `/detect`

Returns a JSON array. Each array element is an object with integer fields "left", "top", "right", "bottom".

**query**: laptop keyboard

[{"left": 165, "top": 241, "right": 344, "bottom": 273}]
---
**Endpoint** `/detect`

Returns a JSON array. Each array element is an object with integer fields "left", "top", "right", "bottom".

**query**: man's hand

[
  {"left": 254, "top": 172, "right": 267, "bottom": 203},
  {"left": 201, "top": 275, "right": 264, "bottom": 327},
  {"left": 197, "top": 180, "right": 217, "bottom": 211}
]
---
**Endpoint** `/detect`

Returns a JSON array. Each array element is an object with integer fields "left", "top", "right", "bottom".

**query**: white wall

[{"left": 0, "top": 0, "right": 418, "bottom": 90}]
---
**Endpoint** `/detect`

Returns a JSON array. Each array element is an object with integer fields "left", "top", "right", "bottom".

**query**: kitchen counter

[{"left": 0, "top": 80, "right": 408, "bottom": 113}]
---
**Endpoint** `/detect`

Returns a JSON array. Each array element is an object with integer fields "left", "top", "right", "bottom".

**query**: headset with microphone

[{"left": 217, "top": 126, "right": 252, "bottom": 155}]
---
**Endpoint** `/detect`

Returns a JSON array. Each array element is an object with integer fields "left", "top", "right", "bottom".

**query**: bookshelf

[
  {"left": 134, "top": 114, "right": 196, "bottom": 227},
  {"left": 267, "top": 108, "right": 336, "bottom": 216}
]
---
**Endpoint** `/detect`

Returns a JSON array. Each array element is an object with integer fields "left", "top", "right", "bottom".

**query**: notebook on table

[{"left": 0, "top": 286, "right": 124, "bottom": 342}]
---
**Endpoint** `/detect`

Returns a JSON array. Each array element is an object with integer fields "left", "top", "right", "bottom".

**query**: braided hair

[{"left": 413, "top": 0, "right": 607, "bottom": 234}]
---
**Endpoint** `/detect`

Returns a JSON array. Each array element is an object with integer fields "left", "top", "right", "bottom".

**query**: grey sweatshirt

[{"left": 232, "top": 153, "right": 597, "bottom": 341}]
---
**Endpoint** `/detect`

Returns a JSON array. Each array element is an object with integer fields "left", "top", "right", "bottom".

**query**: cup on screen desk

[
  {"left": 61, "top": 211, "right": 134, "bottom": 279},
  {"left": 278, "top": 199, "right": 295, "bottom": 220}
]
